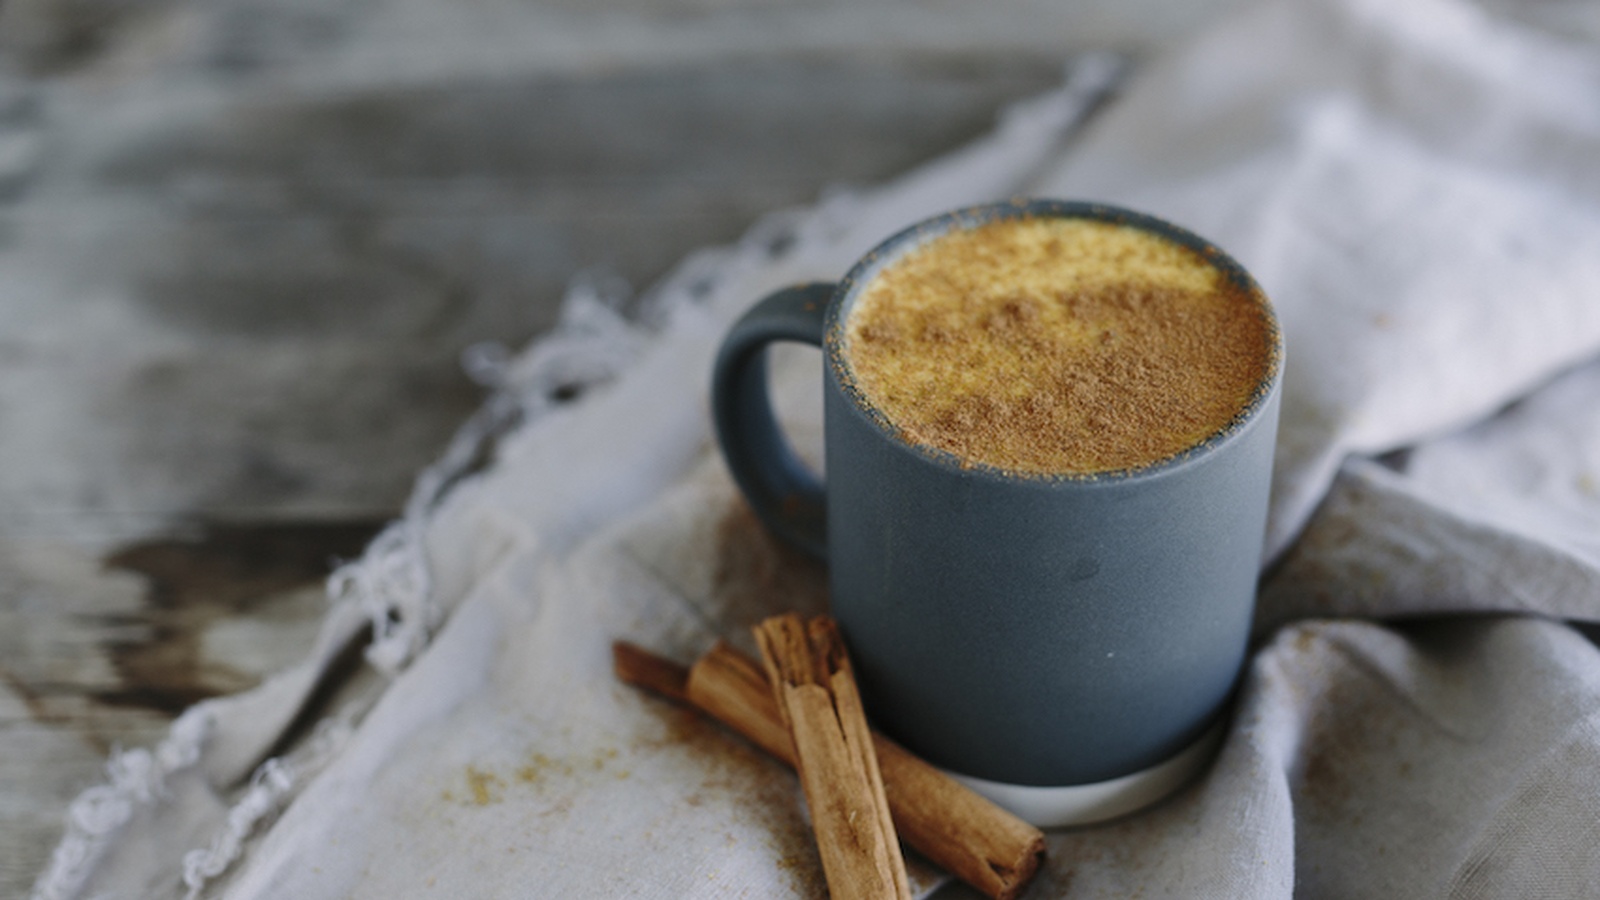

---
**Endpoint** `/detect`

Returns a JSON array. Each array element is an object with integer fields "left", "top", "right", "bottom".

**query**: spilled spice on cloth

[{"left": 844, "top": 216, "right": 1274, "bottom": 475}]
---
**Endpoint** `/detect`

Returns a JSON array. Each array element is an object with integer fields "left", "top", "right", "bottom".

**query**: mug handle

[{"left": 711, "top": 283, "right": 833, "bottom": 560}]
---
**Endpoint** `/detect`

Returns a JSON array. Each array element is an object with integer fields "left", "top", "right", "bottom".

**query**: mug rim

[{"left": 823, "top": 197, "right": 1284, "bottom": 486}]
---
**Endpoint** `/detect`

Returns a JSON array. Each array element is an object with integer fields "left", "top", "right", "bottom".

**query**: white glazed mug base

[{"left": 946, "top": 721, "right": 1227, "bottom": 828}]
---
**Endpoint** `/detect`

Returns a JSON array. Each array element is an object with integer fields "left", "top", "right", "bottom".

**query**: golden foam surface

[{"left": 844, "top": 217, "right": 1272, "bottom": 475}]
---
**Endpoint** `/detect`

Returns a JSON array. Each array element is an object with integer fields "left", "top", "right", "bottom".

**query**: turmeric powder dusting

[{"left": 844, "top": 216, "right": 1273, "bottom": 475}]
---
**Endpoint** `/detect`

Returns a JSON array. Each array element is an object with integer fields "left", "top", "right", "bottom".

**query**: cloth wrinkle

[{"left": 178, "top": 712, "right": 358, "bottom": 900}]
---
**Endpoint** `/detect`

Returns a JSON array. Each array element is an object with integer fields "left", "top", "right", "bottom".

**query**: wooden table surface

[{"left": 0, "top": 0, "right": 1235, "bottom": 891}]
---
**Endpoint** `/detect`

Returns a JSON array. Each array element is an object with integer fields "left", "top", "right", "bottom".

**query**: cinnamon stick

[
  {"left": 695, "top": 641, "right": 1045, "bottom": 899},
  {"left": 680, "top": 642, "right": 794, "bottom": 765},
  {"left": 755, "top": 614, "right": 911, "bottom": 900},
  {"left": 611, "top": 640, "right": 690, "bottom": 702},
  {"left": 613, "top": 640, "right": 1046, "bottom": 900}
]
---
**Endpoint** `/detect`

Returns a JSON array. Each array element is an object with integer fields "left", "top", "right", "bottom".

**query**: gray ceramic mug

[{"left": 711, "top": 199, "right": 1282, "bottom": 825}]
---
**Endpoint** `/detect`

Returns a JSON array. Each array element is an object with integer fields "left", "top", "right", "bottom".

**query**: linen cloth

[{"left": 35, "top": 0, "right": 1600, "bottom": 896}]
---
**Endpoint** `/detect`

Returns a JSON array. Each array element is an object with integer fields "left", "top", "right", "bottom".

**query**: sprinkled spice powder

[{"left": 843, "top": 216, "right": 1274, "bottom": 476}]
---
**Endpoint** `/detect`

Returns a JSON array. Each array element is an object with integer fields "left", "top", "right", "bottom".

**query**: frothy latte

[{"left": 843, "top": 216, "right": 1275, "bottom": 476}]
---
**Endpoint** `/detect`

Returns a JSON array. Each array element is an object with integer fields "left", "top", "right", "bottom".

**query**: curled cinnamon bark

[
  {"left": 613, "top": 639, "right": 1046, "bottom": 900},
  {"left": 755, "top": 614, "right": 911, "bottom": 900}
]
